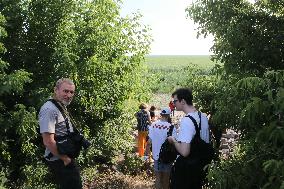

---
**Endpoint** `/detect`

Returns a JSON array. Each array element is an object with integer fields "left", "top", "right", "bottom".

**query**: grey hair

[{"left": 55, "top": 78, "right": 74, "bottom": 89}]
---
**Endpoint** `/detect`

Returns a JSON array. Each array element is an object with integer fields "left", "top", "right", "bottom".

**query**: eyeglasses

[{"left": 172, "top": 99, "right": 178, "bottom": 104}]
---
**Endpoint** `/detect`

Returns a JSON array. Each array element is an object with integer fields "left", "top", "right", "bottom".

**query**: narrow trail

[
  {"left": 86, "top": 170, "right": 155, "bottom": 189},
  {"left": 85, "top": 110, "right": 239, "bottom": 188},
  {"left": 85, "top": 110, "right": 182, "bottom": 189}
]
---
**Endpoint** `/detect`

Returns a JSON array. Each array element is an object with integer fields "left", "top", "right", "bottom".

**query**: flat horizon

[{"left": 146, "top": 54, "right": 213, "bottom": 56}]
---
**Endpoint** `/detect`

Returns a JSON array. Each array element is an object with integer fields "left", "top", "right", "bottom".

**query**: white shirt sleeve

[
  {"left": 176, "top": 117, "right": 196, "bottom": 143},
  {"left": 171, "top": 127, "right": 177, "bottom": 138},
  {"left": 39, "top": 108, "right": 57, "bottom": 134},
  {"left": 200, "top": 113, "right": 210, "bottom": 143}
]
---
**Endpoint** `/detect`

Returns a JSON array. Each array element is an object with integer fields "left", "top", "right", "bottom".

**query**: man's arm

[
  {"left": 168, "top": 136, "right": 191, "bottom": 157},
  {"left": 42, "top": 133, "right": 72, "bottom": 165}
]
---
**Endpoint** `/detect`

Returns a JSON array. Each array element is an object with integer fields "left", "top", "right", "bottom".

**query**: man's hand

[
  {"left": 168, "top": 136, "right": 191, "bottom": 157},
  {"left": 42, "top": 132, "right": 72, "bottom": 165},
  {"left": 61, "top": 155, "right": 72, "bottom": 166},
  {"left": 167, "top": 136, "right": 176, "bottom": 144}
]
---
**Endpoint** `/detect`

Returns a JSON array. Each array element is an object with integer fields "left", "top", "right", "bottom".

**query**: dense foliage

[
  {"left": 0, "top": 0, "right": 151, "bottom": 187},
  {"left": 0, "top": 12, "right": 33, "bottom": 188},
  {"left": 187, "top": 0, "right": 284, "bottom": 188}
]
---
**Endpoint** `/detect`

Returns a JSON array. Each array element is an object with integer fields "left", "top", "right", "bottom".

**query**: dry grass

[{"left": 85, "top": 168, "right": 155, "bottom": 189}]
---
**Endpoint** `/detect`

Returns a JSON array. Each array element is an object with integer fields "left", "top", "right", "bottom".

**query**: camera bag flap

[{"left": 55, "top": 133, "right": 82, "bottom": 158}]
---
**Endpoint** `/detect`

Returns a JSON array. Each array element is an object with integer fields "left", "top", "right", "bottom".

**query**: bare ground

[{"left": 85, "top": 170, "right": 155, "bottom": 189}]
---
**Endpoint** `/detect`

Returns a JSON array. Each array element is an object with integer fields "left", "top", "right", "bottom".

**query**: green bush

[
  {"left": 0, "top": 167, "right": 8, "bottom": 189},
  {"left": 119, "top": 153, "right": 145, "bottom": 176},
  {"left": 20, "top": 163, "right": 55, "bottom": 189},
  {"left": 147, "top": 65, "right": 203, "bottom": 94},
  {"left": 81, "top": 166, "right": 98, "bottom": 186}
]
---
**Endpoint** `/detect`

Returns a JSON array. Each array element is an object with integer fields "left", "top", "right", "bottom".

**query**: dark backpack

[
  {"left": 158, "top": 125, "right": 178, "bottom": 164},
  {"left": 169, "top": 112, "right": 215, "bottom": 188},
  {"left": 136, "top": 110, "right": 149, "bottom": 131},
  {"left": 185, "top": 112, "right": 215, "bottom": 166}
]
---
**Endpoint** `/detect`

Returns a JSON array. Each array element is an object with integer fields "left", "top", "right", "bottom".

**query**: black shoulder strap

[
  {"left": 186, "top": 111, "right": 202, "bottom": 138},
  {"left": 167, "top": 124, "right": 175, "bottom": 137},
  {"left": 48, "top": 99, "right": 72, "bottom": 133}
]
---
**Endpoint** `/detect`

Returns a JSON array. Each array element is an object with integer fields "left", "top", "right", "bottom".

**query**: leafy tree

[
  {"left": 0, "top": 12, "right": 34, "bottom": 187},
  {"left": 187, "top": 0, "right": 284, "bottom": 188},
  {"left": 0, "top": 0, "right": 151, "bottom": 187}
]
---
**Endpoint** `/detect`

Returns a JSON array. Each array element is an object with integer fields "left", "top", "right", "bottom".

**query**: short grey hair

[{"left": 55, "top": 78, "right": 74, "bottom": 89}]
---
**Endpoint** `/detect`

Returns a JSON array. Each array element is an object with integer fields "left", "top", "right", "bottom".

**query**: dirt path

[
  {"left": 85, "top": 110, "right": 184, "bottom": 189},
  {"left": 86, "top": 170, "right": 155, "bottom": 189},
  {"left": 85, "top": 96, "right": 238, "bottom": 188}
]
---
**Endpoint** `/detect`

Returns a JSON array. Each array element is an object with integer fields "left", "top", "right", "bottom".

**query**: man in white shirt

[{"left": 168, "top": 88, "right": 210, "bottom": 189}]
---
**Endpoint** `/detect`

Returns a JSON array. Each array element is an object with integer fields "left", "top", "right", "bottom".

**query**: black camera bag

[
  {"left": 54, "top": 130, "right": 83, "bottom": 158},
  {"left": 49, "top": 99, "right": 83, "bottom": 158}
]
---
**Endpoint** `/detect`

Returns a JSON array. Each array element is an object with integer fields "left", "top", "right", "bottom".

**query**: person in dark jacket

[
  {"left": 135, "top": 103, "right": 152, "bottom": 157},
  {"left": 149, "top": 105, "right": 157, "bottom": 122}
]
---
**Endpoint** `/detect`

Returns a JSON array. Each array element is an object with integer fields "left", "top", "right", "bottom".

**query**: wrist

[{"left": 60, "top": 155, "right": 70, "bottom": 161}]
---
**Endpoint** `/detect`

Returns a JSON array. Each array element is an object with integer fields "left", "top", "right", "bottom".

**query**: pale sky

[{"left": 120, "top": 0, "right": 214, "bottom": 55}]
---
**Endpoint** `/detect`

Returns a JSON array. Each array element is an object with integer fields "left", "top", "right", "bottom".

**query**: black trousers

[
  {"left": 170, "top": 157, "right": 205, "bottom": 189},
  {"left": 46, "top": 159, "right": 82, "bottom": 189}
]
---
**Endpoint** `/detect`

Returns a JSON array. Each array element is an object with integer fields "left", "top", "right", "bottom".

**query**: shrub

[{"left": 119, "top": 153, "right": 145, "bottom": 176}]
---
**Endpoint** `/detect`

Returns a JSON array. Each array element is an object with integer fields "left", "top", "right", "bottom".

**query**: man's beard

[{"left": 61, "top": 99, "right": 71, "bottom": 106}]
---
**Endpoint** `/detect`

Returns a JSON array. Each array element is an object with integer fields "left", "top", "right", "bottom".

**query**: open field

[
  {"left": 144, "top": 55, "right": 216, "bottom": 95},
  {"left": 145, "top": 55, "right": 216, "bottom": 70}
]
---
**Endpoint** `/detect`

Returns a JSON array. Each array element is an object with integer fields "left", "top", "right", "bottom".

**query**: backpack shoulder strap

[
  {"left": 167, "top": 124, "right": 175, "bottom": 137},
  {"left": 198, "top": 111, "right": 201, "bottom": 128},
  {"left": 186, "top": 112, "right": 201, "bottom": 138}
]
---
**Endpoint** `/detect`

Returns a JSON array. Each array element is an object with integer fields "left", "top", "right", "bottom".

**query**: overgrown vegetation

[
  {"left": 187, "top": 0, "right": 284, "bottom": 188},
  {"left": 1, "top": 0, "right": 283, "bottom": 188},
  {"left": 0, "top": 0, "right": 151, "bottom": 188}
]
